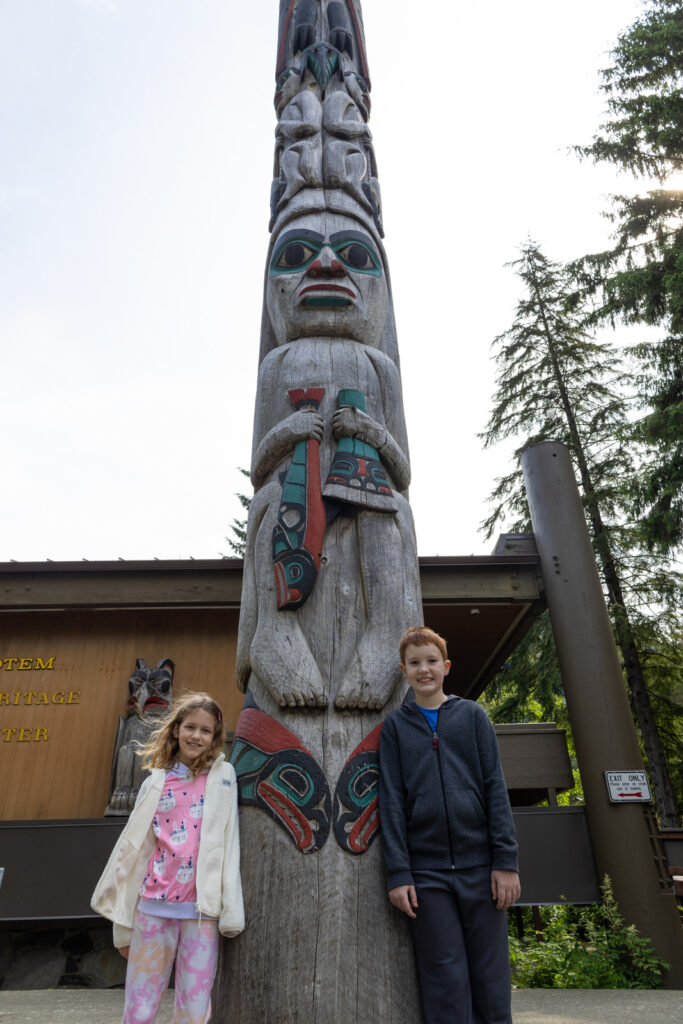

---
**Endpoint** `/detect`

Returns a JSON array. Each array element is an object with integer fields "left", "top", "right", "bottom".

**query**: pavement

[{"left": 0, "top": 989, "right": 682, "bottom": 1024}]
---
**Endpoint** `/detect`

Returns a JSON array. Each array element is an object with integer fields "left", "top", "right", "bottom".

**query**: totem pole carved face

[{"left": 266, "top": 212, "right": 388, "bottom": 347}]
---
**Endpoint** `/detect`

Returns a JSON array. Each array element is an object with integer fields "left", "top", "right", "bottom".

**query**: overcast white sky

[{"left": 0, "top": 0, "right": 647, "bottom": 562}]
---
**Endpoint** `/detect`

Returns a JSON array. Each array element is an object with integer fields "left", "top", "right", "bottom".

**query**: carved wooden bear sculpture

[{"left": 104, "top": 657, "right": 174, "bottom": 816}]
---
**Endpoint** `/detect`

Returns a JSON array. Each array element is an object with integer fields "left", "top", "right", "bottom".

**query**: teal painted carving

[
  {"left": 323, "top": 389, "right": 397, "bottom": 512},
  {"left": 269, "top": 229, "right": 382, "bottom": 280},
  {"left": 231, "top": 695, "right": 332, "bottom": 853},
  {"left": 273, "top": 388, "right": 326, "bottom": 609},
  {"left": 304, "top": 43, "right": 340, "bottom": 92}
]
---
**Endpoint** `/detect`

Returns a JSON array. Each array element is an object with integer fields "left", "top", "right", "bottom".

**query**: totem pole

[{"left": 215, "top": 3, "right": 423, "bottom": 1019}]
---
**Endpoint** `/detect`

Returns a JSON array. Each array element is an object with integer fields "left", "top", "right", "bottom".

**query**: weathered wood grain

[{"left": 215, "top": 3, "right": 423, "bottom": 1019}]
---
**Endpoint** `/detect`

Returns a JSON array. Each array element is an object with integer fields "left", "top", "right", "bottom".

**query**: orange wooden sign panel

[{"left": 0, "top": 608, "right": 240, "bottom": 821}]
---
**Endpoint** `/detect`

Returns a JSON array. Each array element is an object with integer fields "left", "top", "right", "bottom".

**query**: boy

[{"left": 378, "top": 627, "right": 520, "bottom": 1024}]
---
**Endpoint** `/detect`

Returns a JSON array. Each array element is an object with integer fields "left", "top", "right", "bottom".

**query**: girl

[{"left": 92, "top": 692, "right": 244, "bottom": 1024}]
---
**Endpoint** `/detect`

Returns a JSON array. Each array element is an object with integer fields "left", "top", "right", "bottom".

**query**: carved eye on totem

[
  {"left": 269, "top": 229, "right": 383, "bottom": 279},
  {"left": 273, "top": 240, "right": 319, "bottom": 272},
  {"left": 334, "top": 241, "right": 380, "bottom": 275}
]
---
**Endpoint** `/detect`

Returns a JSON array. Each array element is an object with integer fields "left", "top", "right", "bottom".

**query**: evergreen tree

[
  {"left": 482, "top": 240, "right": 682, "bottom": 826},
  {"left": 222, "top": 467, "right": 252, "bottom": 558},
  {"left": 571, "top": 0, "right": 683, "bottom": 553},
  {"left": 482, "top": 612, "right": 566, "bottom": 727}
]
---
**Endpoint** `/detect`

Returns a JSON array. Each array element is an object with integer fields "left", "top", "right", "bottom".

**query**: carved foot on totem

[
  {"left": 334, "top": 649, "right": 403, "bottom": 711},
  {"left": 251, "top": 621, "right": 327, "bottom": 709},
  {"left": 105, "top": 785, "right": 133, "bottom": 815}
]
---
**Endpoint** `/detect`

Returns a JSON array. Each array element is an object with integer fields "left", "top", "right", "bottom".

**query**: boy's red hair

[{"left": 400, "top": 626, "right": 448, "bottom": 664}]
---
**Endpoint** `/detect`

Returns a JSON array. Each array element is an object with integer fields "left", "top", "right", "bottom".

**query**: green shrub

[{"left": 508, "top": 877, "right": 669, "bottom": 989}]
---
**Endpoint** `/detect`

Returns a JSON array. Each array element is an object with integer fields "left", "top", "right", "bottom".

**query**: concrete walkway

[{"left": 0, "top": 989, "right": 682, "bottom": 1023}]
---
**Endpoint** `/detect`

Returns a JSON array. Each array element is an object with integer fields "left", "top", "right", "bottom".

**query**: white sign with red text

[{"left": 604, "top": 771, "right": 652, "bottom": 803}]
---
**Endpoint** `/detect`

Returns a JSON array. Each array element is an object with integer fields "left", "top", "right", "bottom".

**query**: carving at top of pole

[
  {"left": 269, "top": 0, "right": 382, "bottom": 246},
  {"left": 275, "top": 1, "right": 371, "bottom": 104}
]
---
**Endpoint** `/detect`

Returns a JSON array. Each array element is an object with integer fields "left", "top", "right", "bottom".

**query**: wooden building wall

[
  {"left": 0, "top": 559, "right": 605, "bottom": 913},
  {"left": 0, "top": 608, "right": 240, "bottom": 821},
  {"left": 0, "top": 554, "right": 545, "bottom": 824}
]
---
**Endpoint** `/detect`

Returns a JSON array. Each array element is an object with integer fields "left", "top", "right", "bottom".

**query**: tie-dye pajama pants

[{"left": 123, "top": 909, "right": 219, "bottom": 1024}]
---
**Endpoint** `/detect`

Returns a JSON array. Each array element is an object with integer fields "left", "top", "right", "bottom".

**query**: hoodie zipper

[{"left": 432, "top": 706, "right": 456, "bottom": 869}]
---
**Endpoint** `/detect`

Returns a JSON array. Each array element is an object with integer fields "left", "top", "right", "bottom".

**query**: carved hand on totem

[
  {"left": 332, "top": 404, "right": 410, "bottom": 491},
  {"left": 284, "top": 408, "right": 324, "bottom": 445},
  {"left": 251, "top": 408, "right": 324, "bottom": 487},
  {"left": 332, "top": 406, "right": 385, "bottom": 450}
]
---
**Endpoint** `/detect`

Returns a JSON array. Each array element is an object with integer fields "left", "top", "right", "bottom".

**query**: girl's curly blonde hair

[{"left": 141, "top": 691, "right": 225, "bottom": 776}]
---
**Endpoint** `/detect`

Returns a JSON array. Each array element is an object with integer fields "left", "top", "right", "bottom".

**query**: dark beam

[{"left": 0, "top": 560, "right": 244, "bottom": 610}]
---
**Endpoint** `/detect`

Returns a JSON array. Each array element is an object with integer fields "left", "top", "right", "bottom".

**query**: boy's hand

[
  {"left": 388, "top": 884, "right": 418, "bottom": 918},
  {"left": 491, "top": 870, "right": 521, "bottom": 910},
  {"left": 119, "top": 946, "right": 130, "bottom": 960}
]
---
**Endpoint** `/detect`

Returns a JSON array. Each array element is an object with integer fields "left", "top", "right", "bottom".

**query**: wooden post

[
  {"left": 214, "top": 3, "right": 423, "bottom": 1019},
  {"left": 522, "top": 440, "right": 683, "bottom": 988}
]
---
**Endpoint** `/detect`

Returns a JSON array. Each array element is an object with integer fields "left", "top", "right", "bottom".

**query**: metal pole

[{"left": 522, "top": 440, "right": 683, "bottom": 987}]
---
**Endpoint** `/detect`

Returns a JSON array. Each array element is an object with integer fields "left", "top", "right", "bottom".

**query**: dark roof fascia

[
  {"left": 0, "top": 559, "right": 243, "bottom": 575},
  {"left": 0, "top": 554, "right": 540, "bottom": 576}
]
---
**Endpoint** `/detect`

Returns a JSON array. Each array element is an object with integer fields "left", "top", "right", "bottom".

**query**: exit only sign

[{"left": 605, "top": 771, "right": 652, "bottom": 803}]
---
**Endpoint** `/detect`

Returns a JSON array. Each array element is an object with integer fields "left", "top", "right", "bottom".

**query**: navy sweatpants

[{"left": 410, "top": 864, "right": 512, "bottom": 1024}]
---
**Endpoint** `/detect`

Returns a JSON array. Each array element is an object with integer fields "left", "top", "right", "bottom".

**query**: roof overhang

[{"left": 0, "top": 547, "right": 545, "bottom": 701}]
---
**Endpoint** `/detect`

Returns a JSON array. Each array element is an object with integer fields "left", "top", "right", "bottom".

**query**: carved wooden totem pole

[{"left": 215, "top": 3, "right": 423, "bottom": 1019}]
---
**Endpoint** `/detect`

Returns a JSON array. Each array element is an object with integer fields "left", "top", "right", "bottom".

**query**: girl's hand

[{"left": 119, "top": 946, "right": 130, "bottom": 960}]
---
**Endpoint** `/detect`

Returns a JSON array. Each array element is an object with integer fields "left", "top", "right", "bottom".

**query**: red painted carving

[
  {"left": 347, "top": 797, "right": 379, "bottom": 853},
  {"left": 276, "top": 0, "right": 298, "bottom": 78},
  {"left": 349, "top": 722, "right": 383, "bottom": 756},
  {"left": 288, "top": 388, "right": 326, "bottom": 569},
  {"left": 257, "top": 780, "right": 315, "bottom": 851},
  {"left": 235, "top": 706, "right": 310, "bottom": 755}
]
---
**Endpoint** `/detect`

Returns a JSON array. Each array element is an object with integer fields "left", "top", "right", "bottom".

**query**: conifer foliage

[
  {"left": 223, "top": 467, "right": 252, "bottom": 558},
  {"left": 481, "top": 241, "right": 681, "bottom": 827},
  {"left": 571, "top": 0, "right": 683, "bottom": 553},
  {"left": 481, "top": 243, "right": 629, "bottom": 540}
]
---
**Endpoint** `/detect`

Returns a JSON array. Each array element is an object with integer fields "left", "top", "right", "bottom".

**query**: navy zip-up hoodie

[{"left": 378, "top": 695, "right": 518, "bottom": 889}]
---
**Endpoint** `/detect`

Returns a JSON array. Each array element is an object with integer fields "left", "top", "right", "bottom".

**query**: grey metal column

[{"left": 522, "top": 440, "right": 683, "bottom": 987}]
